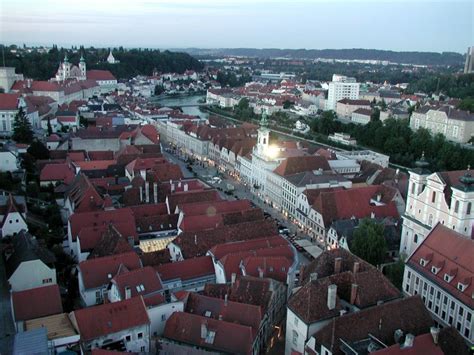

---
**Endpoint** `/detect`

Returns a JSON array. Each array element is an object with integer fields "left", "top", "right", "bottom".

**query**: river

[{"left": 151, "top": 94, "right": 208, "bottom": 119}]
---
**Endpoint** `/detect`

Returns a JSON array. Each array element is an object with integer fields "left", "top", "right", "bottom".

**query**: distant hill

[{"left": 178, "top": 48, "right": 464, "bottom": 66}]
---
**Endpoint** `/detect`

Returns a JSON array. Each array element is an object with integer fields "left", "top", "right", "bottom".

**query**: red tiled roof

[
  {"left": 273, "top": 156, "right": 330, "bottom": 176},
  {"left": 168, "top": 190, "right": 221, "bottom": 213},
  {"left": 73, "top": 296, "right": 149, "bottom": 341},
  {"left": 312, "top": 186, "right": 399, "bottom": 227},
  {"left": 138, "top": 124, "right": 159, "bottom": 144},
  {"left": 163, "top": 312, "right": 254, "bottom": 355},
  {"left": 209, "top": 235, "right": 289, "bottom": 260},
  {"left": 87, "top": 70, "right": 116, "bottom": 81},
  {"left": 0, "top": 93, "right": 20, "bottom": 110},
  {"left": 12, "top": 284, "right": 63, "bottom": 321},
  {"left": 74, "top": 160, "right": 116, "bottom": 171},
  {"left": 156, "top": 256, "right": 214, "bottom": 282},
  {"left": 88, "top": 150, "right": 115, "bottom": 161},
  {"left": 69, "top": 208, "right": 135, "bottom": 242},
  {"left": 337, "top": 98, "right": 371, "bottom": 106},
  {"left": 40, "top": 163, "right": 75, "bottom": 184},
  {"left": 178, "top": 199, "right": 252, "bottom": 216},
  {"left": 129, "top": 203, "right": 168, "bottom": 218},
  {"left": 241, "top": 256, "right": 293, "bottom": 283},
  {"left": 111, "top": 266, "right": 163, "bottom": 299},
  {"left": 407, "top": 223, "right": 474, "bottom": 307},
  {"left": 78, "top": 252, "right": 142, "bottom": 289},
  {"left": 185, "top": 293, "right": 263, "bottom": 337},
  {"left": 372, "top": 332, "right": 443, "bottom": 355}
]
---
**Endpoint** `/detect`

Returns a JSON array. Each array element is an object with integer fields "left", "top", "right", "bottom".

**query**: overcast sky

[{"left": 1, "top": 0, "right": 472, "bottom": 53}]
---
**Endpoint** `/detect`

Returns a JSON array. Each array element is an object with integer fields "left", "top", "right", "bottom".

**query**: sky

[{"left": 0, "top": 0, "right": 472, "bottom": 53}]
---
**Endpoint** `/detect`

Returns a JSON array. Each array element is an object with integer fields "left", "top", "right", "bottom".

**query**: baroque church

[{"left": 55, "top": 54, "right": 87, "bottom": 81}]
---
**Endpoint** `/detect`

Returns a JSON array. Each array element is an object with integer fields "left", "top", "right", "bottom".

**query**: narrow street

[{"left": 163, "top": 143, "right": 313, "bottom": 266}]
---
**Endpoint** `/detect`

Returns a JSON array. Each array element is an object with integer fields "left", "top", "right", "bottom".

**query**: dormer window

[
  {"left": 444, "top": 274, "right": 453, "bottom": 283},
  {"left": 431, "top": 266, "right": 440, "bottom": 275},
  {"left": 458, "top": 283, "right": 466, "bottom": 292},
  {"left": 420, "top": 258, "right": 427, "bottom": 267}
]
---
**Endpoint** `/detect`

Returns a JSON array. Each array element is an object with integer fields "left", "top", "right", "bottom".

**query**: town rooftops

[
  {"left": 407, "top": 223, "right": 474, "bottom": 308},
  {"left": 156, "top": 255, "right": 214, "bottom": 282},
  {"left": 111, "top": 266, "right": 163, "bottom": 299},
  {"left": 86, "top": 69, "right": 116, "bottom": 81},
  {"left": 184, "top": 292, "right": 263, "bottom": 337},
  {"left": 40, "top": 163, "right": 75, "bottom": 184},
  {"left": 209, "top": 235, "right": 290, "bottom": 260},
  {"left": 167, "top": 190, "right": 221, "bottom": 213},
  {"left": 417, "top": 105, "right": 474, "bottom": 122},
  {"left": 86, "top": 223, "right": 137, "bottom": 258},
  {"left": 78, "top": 252, "right": 142, "bottom": 289},
  {"left": 163, "top": 312, "right": 254, "bottom": 355},
  {"left": 177, "top": 199, "right": 252, "bottom": 216},
  {"left": 0, "top": 93, "right": 20, "bottom": 110},
  {"left": 12, "top": 284, "right": 63, "bottom": 321},
  {"left": 352, "top": 108, "right": 373, "bottom": 116},
  {"left": 25, "top": 313, "right": 78, "bottom": 341},
  {"left": 72, "top": 296, "right": 149, "bottom": 341},
  {"left": 273, "top": 155, "right": 331, "bottom": 176},
  {"left": 288, "top": 268, "right": 400, "bottom": 324},
  {"left": 172, "top": 219, "right": 277, "bottom": 259},
  {"left": 312, "top": 296, "right": 433, "bottom": 355},
  {"left": 311, "top": 185, "right": 399, "bottom": 227}
]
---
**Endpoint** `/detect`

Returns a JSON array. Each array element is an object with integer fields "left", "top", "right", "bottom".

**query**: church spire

[{"left": 260, "top": 110, "right": 268, "bottom": 128}]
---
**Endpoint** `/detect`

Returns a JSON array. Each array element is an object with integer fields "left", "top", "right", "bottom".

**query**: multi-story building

[
  {"left": 410, "top": 104, "right": 474, "bottom": 144},
  {"left": 351, "top": 107, "right": 373, "bottom": 125},
  {"left": 0, "top": 67, "right": 24, "bottom": 93},
  {"left": 402, "top": 223, "right": 473, "bottom": 346},
  {"left": 326, "top": 74, "right": 360, "bottom": 111},
  {"left": 399, "top": 165, "right": 474, "bottom": 257},
  {"left": 336, "top": 98, "right": 371, "bottom": 119}
]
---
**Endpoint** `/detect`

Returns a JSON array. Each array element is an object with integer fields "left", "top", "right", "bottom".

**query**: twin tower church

[{"left": 54, "top": 50, "right": 119, "bottom": 82}]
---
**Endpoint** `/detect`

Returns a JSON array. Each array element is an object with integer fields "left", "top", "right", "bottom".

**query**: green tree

[
  {"left": 12, "top": 107, "right": 33, "bottom": 143},
  {"left": 371, "top": 107, "right": 380, "bottom": 121},
  {"left": 351, "top": 219, "right": 388, "bottom": 266},
  {"left": 384, "top": 258, "right": 405, "bottom": 290},
  {"left": 458, "top": 97, "right": 474, "bottom": 113},
  {"left": 283, "top": 100, "right": 293, "bottom": 109},
  {"left": 27, "top": 140, "right": 50, "bottom": 160}
]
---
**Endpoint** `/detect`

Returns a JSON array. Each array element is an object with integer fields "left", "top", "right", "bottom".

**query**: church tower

[
  {"left": 79, "top": 54, "right": 87, "bottom": 80},
  {"left": 62, "top": 54, "right": 71, "bottom": 80},
  {"left": 257, "top": 110, "right": 270, "bottom": 156}
]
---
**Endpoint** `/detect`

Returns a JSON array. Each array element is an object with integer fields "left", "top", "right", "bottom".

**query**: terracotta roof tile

[{"left": 12, "top": 284, "right": 63, "bottom": 321}]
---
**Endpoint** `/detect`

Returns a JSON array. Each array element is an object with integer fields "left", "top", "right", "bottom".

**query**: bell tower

[
  {"left": 257, "top": 111, "right": 270, "bottom": 156},
  {"left": 79, "top": 54, "right": 87, "bottom": 80}
]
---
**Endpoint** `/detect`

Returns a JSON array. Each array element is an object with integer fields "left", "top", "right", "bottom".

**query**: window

[
  {"left": 294, "top": 317, "right": 299, "bottom": 326},
  {"left": 414, "top": 234, "right": 418, "bottom": 244},
  {"left": 411, "top": 183, "right": 415, "bottom": 195},
  {"left": 161, "top": 314, "right": 166, "bottom": 321},
  {"left": 468, "top": 202, "right": 472, "bottom": 215},
  {"left": 137, "top": 332, "right": 143, "bottom": 339},
  {"left": 432, "top": 191, "right": 436, "bottom": 203},
  {"left": 125, "top": 335, "right": 131, "bottom": 342},
  {"left": 292, "top": 330, "right": 298, "bottom": 345},
  {"left": 428, "top": 214, "right": 433, "bottom": 227},
  {"left": 454, "top": 200, "right": 459, "bottom": 213}
]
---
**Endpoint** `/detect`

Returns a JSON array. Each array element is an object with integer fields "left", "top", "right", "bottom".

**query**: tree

[
  {"left": 370, "top": 107, "right": 380, "bottom": 121},
  {"left": 27, "top": 140, "right": 50, "bottom": 160},
  {"left": 384, "top": 258, "right": 405, "bottom": 290},
  {"left": 350, "top": 219, "right": 388, "bottom": 266},
  {"left": 283, "top": 100, "right": 293, "bottom": 109},
  {"left": 12, "top": 107, "right": 33, "bottom": 143},
  {"left": 458, "top": 97, "right": 474, "bottom": 113}
]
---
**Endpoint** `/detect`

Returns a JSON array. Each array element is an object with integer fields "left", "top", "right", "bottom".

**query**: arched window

[
  {"left": 263, "top": 138, "right": 266, "bottom": 145},
  {"left": 428, "top": 214, "right": 433, "bottom": 227},
  {"left": 432, "top": 191, "right": 436, "bottom": 203},
  {"left": 411, "top": 183, "right": 416, "bottom": 195},
  {"left": 414, "top": 234, "right": 418, "bottom": 243},
  {"left": 467, "top": 202, "right": 472, "bottom": 215},
  {"left": 454, "top": 200, "right": 460, "bottom": 213}
]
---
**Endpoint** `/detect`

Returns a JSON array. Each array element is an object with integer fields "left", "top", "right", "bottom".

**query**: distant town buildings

[{"left": 326, "top": 74, "right": 360, "bottom": 111}]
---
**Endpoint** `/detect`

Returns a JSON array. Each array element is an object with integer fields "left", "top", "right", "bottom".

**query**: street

[{"left": 162, "top": 143, "right": 314, "bottom": 266}]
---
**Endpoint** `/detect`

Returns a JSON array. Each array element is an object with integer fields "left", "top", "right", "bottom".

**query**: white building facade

[{"left": 326, "top": 74, "right": 360, "bottom": 111}]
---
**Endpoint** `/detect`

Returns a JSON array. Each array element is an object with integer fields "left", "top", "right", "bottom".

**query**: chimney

[
  {"left": 371, "top": 211, "right": 375, "bottom": 219},
  {"left": 231, "top": 273, "right": 236, "bottom": 284},
  {"left": 430, "top": 327, "right": 440, "bottom": 345},
  {"left": 327, "top": 284, "right": 337, "bottom": 310},
  {"left": 178, "top": 180, "right": 182, "bottom": 188},
  {"left": 200, "top": 322, "right": 207, "bottom": 339},
  {"left": 350, "top": 283, "right": 358, "bottom": 305},
  {"left": 353, "top": 262, "right": 360, "bottom": 274},
  {"left": 259, "top": 268, "right": 264, "bottom": 278},
  {"left": 171, "top": 182, "right": 175, "bottom": 192},
  {"left": 194, "top": 234, "right": 197, "bottom": 245},
  {"left": 402, "top": 334, "right": 415, "bottom": 348},
  {"left": 218, "top": 315, "right": 223, "bottom": 320},
  {"left": 139, "top": 185, "right": 143, "bottom": 202},
  {"left": 334, "top": 257, "right": 342, "bottom": 274},
  {"left": 125, "top": 286, "right": 131, "bottom": 300},
  {"left": 145, "top": 181, "right": 150, "bottom": 203},
  {"left": 310, "top": 272, "right": 318, "bottom": 281},
  {"left": 224, "top": 294, "right": 228, "bottom": 306},
  {"left": 153, "top": 182, "right": 158, "bottom": 203},
  {"left": 184, "top": 183, "right": 188, "bottom": 192}
]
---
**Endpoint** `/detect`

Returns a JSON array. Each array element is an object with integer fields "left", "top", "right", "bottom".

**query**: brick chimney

[
  {"left": 334, "top": 257, "right": 342, "bottom": 274},
  {"left": 353, "top": 262, "right": 360, "bottom": 274},
  {"left": 327, "top": 284, "right": 337, "bottom": 310},
  {"left": 125, "top": 286, "right": 131, "bottom": 300},
  {"left": 231, "top": 273, "right": 236, "bottom": 284},
  {"left": 200, "top": 322, "right": 207, "bottom": 339},
  {"left": 350, "top": 283, "right": 358, "bottom": 305}
]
